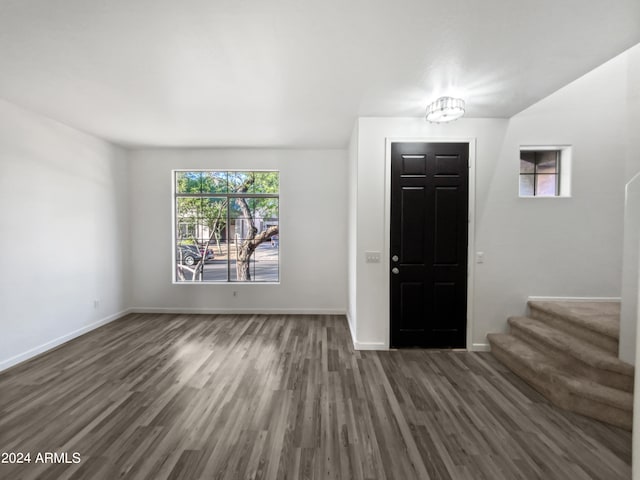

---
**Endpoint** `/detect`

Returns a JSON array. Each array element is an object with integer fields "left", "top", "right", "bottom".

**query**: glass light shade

[{"left": 425, "top": 97, "right": 465, "bottom": 123}]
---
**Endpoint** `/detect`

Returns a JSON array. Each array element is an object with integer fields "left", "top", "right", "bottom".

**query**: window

[
  {"left": 519, "top": 146, "right": 572, "bottom": 197},
  {"left": 519, "top": 150, "right": 559, "bottom": 196},
  {"left": 173, "top": 170, "right": 279, "bottom": 283}
]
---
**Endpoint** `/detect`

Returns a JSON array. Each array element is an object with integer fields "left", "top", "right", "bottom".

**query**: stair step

[
  {"left": 528, "top": 301, "right": 620, "bottom": 354},
  {"left": 508, "top": 316, "right": 634, "bottom": 392},
  {"left": 488, "top": 333, "right": 633, "bottom": 430}
]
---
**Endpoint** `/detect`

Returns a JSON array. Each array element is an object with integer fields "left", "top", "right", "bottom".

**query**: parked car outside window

[{"left": 176, "top": 245, "right": 202, "bottom": 266}]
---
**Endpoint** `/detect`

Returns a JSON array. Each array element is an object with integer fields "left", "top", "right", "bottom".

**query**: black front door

[{"left": 390, "top": 142, "right": 469, "bottom": 348}]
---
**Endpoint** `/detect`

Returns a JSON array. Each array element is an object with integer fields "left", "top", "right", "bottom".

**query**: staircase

[{"left": 488, "top": 301, "right": 634, "bottom": 430}]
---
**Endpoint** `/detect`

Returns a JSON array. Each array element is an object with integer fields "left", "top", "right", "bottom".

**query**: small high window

[
  {"left": 519, "top": 146, "right": 571, "bottom": 198},
  {"left": 520, "top": 150, "right": 560, "bottom": 196}
]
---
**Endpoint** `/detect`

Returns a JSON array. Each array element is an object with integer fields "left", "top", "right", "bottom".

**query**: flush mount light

[{"left": 425, "top": 96, "right": 465, "bottom": 123}]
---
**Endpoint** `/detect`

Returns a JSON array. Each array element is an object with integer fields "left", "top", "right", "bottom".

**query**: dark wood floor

[{"left": 0, "top": 313, "right": 632, "bottom": 480}]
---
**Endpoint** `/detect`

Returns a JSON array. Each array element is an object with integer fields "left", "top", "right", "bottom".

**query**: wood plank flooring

[{"left": 0, "top": 313, "right": 632, "bottom": 480}]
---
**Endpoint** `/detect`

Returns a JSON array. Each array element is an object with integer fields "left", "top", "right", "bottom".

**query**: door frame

[{"left": 384, "top": 137, "right": 477, "bottom": 350}]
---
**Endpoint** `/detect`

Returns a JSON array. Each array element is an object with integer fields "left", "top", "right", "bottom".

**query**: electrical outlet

[
  {"left": 233, "top": 291, "right": 238, "bottom": 297},
  {"left": 93, "top": 299, "right": 100, "bottom": 309}
]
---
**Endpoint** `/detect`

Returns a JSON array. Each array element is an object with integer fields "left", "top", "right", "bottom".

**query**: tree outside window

[{"left": 174, "top": 170, "right": 279, "bottom": 283}]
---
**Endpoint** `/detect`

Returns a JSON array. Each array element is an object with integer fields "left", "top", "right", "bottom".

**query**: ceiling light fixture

[{"left": 425, "top": 96, "right": 465, "bottom": 123}]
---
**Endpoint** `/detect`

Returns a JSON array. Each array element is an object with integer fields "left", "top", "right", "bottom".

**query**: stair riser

[
  {"left": 490, "top": 342, "right": 557, "bottom": 399},
  {"left": 489, "top": 341, "right": 632, "bottom": 430},
  {"left": 529, "top": 306, "right": 618, "bottom": 354},
  {"left": 569, "top": 395, "right": 633, "bottom": 431},
  {"left": 509, "top": 325, "right": 633, "bottom": 392}
]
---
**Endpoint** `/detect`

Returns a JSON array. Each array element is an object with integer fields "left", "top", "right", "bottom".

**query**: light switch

[
  {"left": 365, "top": 251, "right": 381, "bottom": 263},
  {"left": 476, "top": 252, "right": 485, "bottom": 264}
]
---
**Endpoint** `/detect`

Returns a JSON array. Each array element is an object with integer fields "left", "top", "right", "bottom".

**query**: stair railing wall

[{"left": 620, "top": 171, "right": 640, "bottom": 366}]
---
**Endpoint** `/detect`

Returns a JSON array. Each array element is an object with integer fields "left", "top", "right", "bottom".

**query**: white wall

[
  {"left": 128, "top": 148, "right": 347, "bottom": 314},
  {"left": 624, "top": 175, "right": 640, "bottom": 367},
  {"left": 352, "top": 118, "right": 508, "bottom": 348},
  {"left": 347, "top": 122, "right": 358, "bottom": 338},
  {"left": 620, "top": 44, "right": 640, "bottom": 365},
  {"left": 351, "top": 46, "right": 636, "bottom": 350},
  {"left": 0, "top": 99, "right": 130, "bottom": 371},
  {"left": 626, "top": 41, "right": 640, "bottom": 480},
  {"left": 477, "top": 49, "right": 631, "bottom": 347}
]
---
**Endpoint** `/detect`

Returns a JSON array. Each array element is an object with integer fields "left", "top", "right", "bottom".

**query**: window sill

[
  {"left": 172, "top": 281, "right": 281, "bottom": 285},
  {"left": 519, "top": 195, "right": 572, "bottom": 199}
]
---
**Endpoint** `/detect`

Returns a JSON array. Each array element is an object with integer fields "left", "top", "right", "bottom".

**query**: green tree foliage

[
  {"left": 231, "top": 173, "right": 279, "bottom": 280},
  {"left": 175, "top": 171, "right": 279, "bottom": 281},
  {"left": 176, "top": 171, "right": 228, "bottom": 243}
]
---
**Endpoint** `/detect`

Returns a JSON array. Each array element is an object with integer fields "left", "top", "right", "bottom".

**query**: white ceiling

[{"left": 0, "top": 0, "right": 638, "bottom": 148}]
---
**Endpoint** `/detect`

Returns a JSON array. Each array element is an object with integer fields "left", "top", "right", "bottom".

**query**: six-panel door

[{"left": 390, "top": 142, "right": 469, "bottom": 348}]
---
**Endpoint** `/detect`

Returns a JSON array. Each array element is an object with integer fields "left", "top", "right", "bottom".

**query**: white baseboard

[
  {"left": 345, "top": 311, "right": 389, "bottom": 350},
  {"left": 0, "top": 309, "right": 131, "bottom": 373},
  {"left": 131, "top": 307, "right": 347, "bottom": 315},
  {"left": 346, "top": 311, "right": 356, "bottom": 345},
  {"left": 471, "top": 343, "right": 491, "bottom": 352},
  {"left": 353, "top": 341, "right": 389, "bottom": 350},
  {"left": 527, "top": 296, "right": 622, "bottom": 302}
]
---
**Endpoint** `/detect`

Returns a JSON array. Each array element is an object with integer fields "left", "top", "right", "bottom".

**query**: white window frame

[{"left": 172, "top": 169, "right": 280, "bottom": 284}]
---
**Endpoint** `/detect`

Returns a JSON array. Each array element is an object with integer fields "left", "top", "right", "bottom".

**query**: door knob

[{"left": 392, "top": 267, "right": 399, "bottom": 274}]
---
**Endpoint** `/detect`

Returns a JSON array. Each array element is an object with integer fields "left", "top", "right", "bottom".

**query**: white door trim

[{"left": 384, "top": 137, "right": 477, "bottom": 350}]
